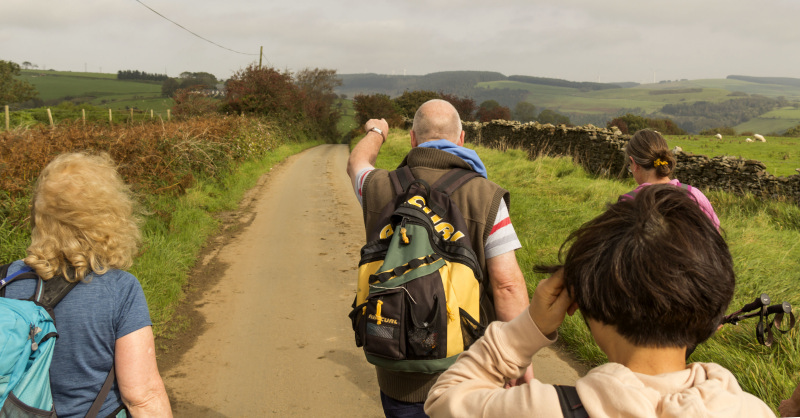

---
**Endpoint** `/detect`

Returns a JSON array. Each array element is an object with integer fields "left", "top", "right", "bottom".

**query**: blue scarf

[{"left": 417, "top": 139, "right": 488, "bottom": 178}]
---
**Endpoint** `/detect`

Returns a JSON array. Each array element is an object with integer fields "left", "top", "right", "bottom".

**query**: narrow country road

[{"left": 159, "top": 144, "right": 585, "bottom": 417}]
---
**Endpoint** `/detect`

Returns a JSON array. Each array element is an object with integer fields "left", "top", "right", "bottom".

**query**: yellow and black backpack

[{"left": 349, "top": 166, "right": 487, "bottom": 373}]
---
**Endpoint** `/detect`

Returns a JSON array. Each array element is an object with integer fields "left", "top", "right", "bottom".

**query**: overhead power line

[{"left": 134, "top": 0, "right": 258, "bottom": 56}]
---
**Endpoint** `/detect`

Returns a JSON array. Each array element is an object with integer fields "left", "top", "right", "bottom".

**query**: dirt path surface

[{"left": 159, "top": 144, "right": 586, "bottom": 417}]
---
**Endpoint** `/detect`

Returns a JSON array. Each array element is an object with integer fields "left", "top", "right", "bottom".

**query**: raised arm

[
  {"left": 346, "top": 118, "right": 389, "bottom": 187},
  {"left": 115, "top": 326, "right": 173, "bottom": 417},
  {"left": 487, "top": 251, "right": 530, "bottom": 322},
  {"left": 486, "top": 251, "right": 535, "bottom": 385}
]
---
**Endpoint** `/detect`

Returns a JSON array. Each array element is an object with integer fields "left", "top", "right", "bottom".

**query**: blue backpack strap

[
  {"left": 0, "top": 263, "right": 35, "bottom": 297},
  {"left": 554, "top": 385, "right": 589, "bottom": 418}
]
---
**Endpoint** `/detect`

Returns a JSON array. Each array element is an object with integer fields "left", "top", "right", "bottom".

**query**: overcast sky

[{"left": 3, "top": 0, "right": 799, "bottom": 84}]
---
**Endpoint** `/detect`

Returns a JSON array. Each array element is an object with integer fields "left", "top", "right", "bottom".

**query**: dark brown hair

[
  {"left": 540, "top": 184, "right": 734, "bottom": 348},
  {"left": 625, "top": 129, "right": 676, "bottom": 178}
]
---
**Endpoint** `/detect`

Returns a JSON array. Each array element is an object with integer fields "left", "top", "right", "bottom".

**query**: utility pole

[{"left": 259, "top": 46, "right": 263, "bottom": 69}]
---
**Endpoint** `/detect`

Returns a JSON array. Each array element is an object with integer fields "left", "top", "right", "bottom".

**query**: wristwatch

[{"left": 368, "top": 127, "right": 386, "bottom": 142}]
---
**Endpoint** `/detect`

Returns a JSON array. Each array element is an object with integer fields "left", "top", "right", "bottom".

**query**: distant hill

[
  {"left": 727, "top": 75, "right": 800, "bottom": 88},
  {"left": 506, "top": 75, "right": 624, "bottom": 91},
  {"left": 336, "top": 71, "right": 800, "bottom": 134},
  {"left": 337, "top": 71, "right": 507, "bottom": 97}
]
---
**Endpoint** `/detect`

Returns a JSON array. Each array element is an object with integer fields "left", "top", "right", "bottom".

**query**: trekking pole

[
  {"left": 720, "top": 294, "right": 797, "bottom": 346},
  {"left": 721, "top": 293, "right": 771, "bottom": 325}
]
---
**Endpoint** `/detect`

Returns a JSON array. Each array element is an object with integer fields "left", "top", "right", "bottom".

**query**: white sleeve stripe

[{"left": 355, "top": 168, "right": 374, "bottom": 206}]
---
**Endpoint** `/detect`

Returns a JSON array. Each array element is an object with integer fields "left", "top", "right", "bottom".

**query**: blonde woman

[
  {"left": 623, "top": 129, "right": 720, "bottom": 230},
  {"left": 3, "top": 152, "right": 171, "bottom": 417}
]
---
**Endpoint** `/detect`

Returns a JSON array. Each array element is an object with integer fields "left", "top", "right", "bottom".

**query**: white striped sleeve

[
  {"left": 484, "top": 200, "right": 522, "bottom": 259},
  {"left": 354, "top": 168, "right": 374, "bottom": 207}
]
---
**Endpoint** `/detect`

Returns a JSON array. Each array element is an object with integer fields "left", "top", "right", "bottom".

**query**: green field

[
  {"left": 478, "top": 80, "right": 738, "bottom": 115},
  {"left": 18, "top": 69, "right": 173, "bottom": 113},
  {"left": 735, "top": 106, "right": 800, "bottom": 135},
  {"left": 682, "top": 78, "right": 800, "bottom": 101},
  {"left": 666, "top": 135, "right": 800, "bottom": 177}
]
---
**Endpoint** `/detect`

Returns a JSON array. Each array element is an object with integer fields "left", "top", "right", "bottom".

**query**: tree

[
  {"left": 161, "top": 78, "right": 180, "bottom": 98},
  {"left": 0, "top": 60, "right": 39, "bottom": 105},
  {"left": 608, "top": 113, "right": 647, "bottom": 134},
  {"left": 439, "top": 92, "right": 476, "bottom": 122},
  {"left": 21, "top": 61, "right": 33, "bottom": 70},
  {"left": 476, "top": 100, "right": 511, "bottom": 122},
  {"left": 513, "top": 101, "right": 537, "bottom": 122},
  {"left": 178, "top": 71, "right": 218, "bottom": 89},
  {"left": 170, "top": 88, "right": 219, "bottom": 118},
  {"left": 295, "top": 67, "right": 343, "bottom": 140},
  {"left": 784, "top": 124, "right": 800, "bottom": 137},
  {"left": 353, "top": 93, "right": 402, "bottom": 127},
  {"left": 608, "top": 113, "right": 684, "bottom": 135},
  {"left": 537, "top": 109, "right": 571, "bottom": 125},
  {"left": 393, "top": 90, "right": 441, "bottom": 119},
  {"left": 222, "top": 65, "right": 302, "bottom": 119}
]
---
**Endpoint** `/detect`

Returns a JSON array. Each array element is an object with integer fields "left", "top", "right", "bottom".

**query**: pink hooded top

[{"left": 625, "top": 179, "right": 721, "bottom": 230}]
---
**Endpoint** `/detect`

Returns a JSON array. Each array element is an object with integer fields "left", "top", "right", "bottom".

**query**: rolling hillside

[
  {"left": 338, "top": 72, "right": 800, "bottom": 134},
  {"left": 18, "top": 69, "right": 173, "bottom": 113}
]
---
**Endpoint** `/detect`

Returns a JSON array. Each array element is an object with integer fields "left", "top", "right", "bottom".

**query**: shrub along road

[{"left": 158, "top": 144, "right": 584, "bottom": 416}]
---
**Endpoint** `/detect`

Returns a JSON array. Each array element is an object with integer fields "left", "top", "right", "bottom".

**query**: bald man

[{"left": 347, "top": 99, "right": 531, "bottom": 417}]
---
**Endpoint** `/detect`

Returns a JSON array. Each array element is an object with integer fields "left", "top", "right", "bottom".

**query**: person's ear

[
  {"left": 410, "top": 130, "right": 418, "bottom": 148},
  {"left": 456, "top": 131, "right": 465, "bottom": 146}
]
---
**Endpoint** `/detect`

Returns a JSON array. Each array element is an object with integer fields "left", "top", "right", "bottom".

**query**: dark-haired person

[
  {"left": 3, "top": 153, "right": 171, "bottom": 417},
  {"left": 623, "top": 129, "right": 720, "bottom": 230},
  {"left": 424, "top": 185, "right": 774, "bottom": 417}
]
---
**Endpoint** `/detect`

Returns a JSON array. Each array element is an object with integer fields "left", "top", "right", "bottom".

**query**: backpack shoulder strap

[
  {"left": 37, "top": 274, "right": 78, "bottom": 310},
  {"left": 0, "top": 262, "right": 10, "bottom": 279},
  {"left": 86, "top": 365, "right": 117, "bottom": 418},
  {"left": 389, "top": 165, "right": 415, "bottom": 195},
  {"left": 554, "top": 385, "right": 589, "bottom": 418},
  {"left": 0, "top": 263, "right": 36, "bottom": 297},
  {"left": 431, "top": 168, "right": 480, "bottom": 196}
]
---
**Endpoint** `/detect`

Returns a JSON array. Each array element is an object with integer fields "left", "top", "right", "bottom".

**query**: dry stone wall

[{"left": 463, "top": 120, "right": 800, "bottom": 204}]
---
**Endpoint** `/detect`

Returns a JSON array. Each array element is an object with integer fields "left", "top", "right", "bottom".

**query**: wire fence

[{"left": 3, "top": 105, "right": 173, "bottom": 130}]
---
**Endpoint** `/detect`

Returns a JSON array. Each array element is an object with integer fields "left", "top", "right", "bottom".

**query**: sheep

[
  {"left": 754, "top": 134, "right": 766, "bottom": 142},
  {"left": 715, "top": 133, "right": 723, "bottom": 139},
  {"left": 672, "top": 146, "right": 683, "bottom": 153},
  {"left": 745, "top": 138, "right": 754, "bottom": 142}
]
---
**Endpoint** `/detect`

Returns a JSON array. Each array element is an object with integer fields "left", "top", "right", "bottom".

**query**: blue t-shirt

[{"left": 3, "top": 260, "right": 152, "bottom": 418}]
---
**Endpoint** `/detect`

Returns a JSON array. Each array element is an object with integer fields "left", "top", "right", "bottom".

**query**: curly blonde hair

[{"left": 24, "top": 152, "right": 142, "bottom": 282}]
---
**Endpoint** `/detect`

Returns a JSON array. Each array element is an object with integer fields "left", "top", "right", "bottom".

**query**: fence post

[
  {"left": 108, "top": 109, "right": 113, "bottom": 126},
  {"left": 150, "top": 109, "right": 154, "bottom": 119},
  {"left": 4, "top": 105, "right": 8, "bottom": 131},
  {"left": 82, "top": 109, "right": 86, "bottom": 126},
  {"left": 47, "top": 108, "right": 54, "bottom": 129},
  {"left": 129, "top": 108, "right": 133, "bottom": 122},
  {"left": 167, "top": 109, "right": 171, "bottom": 121}
]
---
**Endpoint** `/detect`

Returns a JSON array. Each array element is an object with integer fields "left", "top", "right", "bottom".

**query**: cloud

[{"left": 2, "top": 0, "right": 799, "bottom": 82}]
